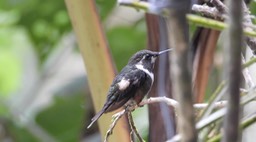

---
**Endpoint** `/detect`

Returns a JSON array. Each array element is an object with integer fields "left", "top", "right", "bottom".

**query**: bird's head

[{"left": 128, "top": 49, "right": 172, "bottom": 71}]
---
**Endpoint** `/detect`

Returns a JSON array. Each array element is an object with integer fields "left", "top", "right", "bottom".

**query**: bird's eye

[{"left": 145, "top": 54, "right": 150, "bottom": 59}]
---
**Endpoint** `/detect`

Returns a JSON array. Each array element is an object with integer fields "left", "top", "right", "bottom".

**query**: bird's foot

[{"left": 125, "top": 100, "right": 138, "bottom": 112}]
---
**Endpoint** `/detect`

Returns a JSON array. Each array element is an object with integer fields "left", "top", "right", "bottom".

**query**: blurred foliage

[
  {"left": 0, "top": 50, "right": 21, "bottom": 96},
  {"left": 0, "top": 0, "right": 71, "bottom": 63},
  {"left": 249, "top": 2, "right": 256, "bottom": 24},
  {"left": 1, "top": 0, "right": 254, "bottom": 141},
  {"left": 8, "top": 121, "right": 38, "bottom": 142},
  {"left": 107, "top": 22, "right": 146, "bottom": 71},
  {"left": 95, "top": 0, "right": 116, "bottom": 20},
  {"left": 36, "top": 95, "right": 85, "bottom": 142},
  {"left": 0, "top": 27, "right": 30, "bottom": 96},
  {"left": 0, "top": 0, "right": 147, "bottom": 141}
]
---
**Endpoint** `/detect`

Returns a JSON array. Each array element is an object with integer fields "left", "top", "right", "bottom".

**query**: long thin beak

[{"left": 158, "top": 48, "right": 173, "bottom": 55}]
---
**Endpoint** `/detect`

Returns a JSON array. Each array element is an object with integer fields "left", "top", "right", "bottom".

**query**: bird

[{"left": 87, "top": 48, "right": 172, "bottom": 129}]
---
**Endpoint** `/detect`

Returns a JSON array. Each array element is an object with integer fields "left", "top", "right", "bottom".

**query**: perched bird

[{"left": 87, "top": 48, "right": 172, "bottom": 129}]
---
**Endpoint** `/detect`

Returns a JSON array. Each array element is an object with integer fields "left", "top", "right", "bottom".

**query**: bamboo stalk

[{"left": 65, "top": 0, "right": 130, "bottom": 141}]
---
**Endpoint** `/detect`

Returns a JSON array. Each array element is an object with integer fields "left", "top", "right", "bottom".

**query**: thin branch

[
  {"left": 192, "top": 4, "right": 225, "bottom": 20},
  {"left": 187, "top": 14, "right": 256, "bottom": 37},
  {"left": 197, "top": 81, "right": 226, "bottom": 141},
  {"left": 197, "top": 108, "right": 227, "bottom": 131},
  {"left": 207, "top": 113, "right": 256, "bottom": 142},
  {"left": 140, "top": 97, "right": 179, "bottom": 108},
  {"left": 212, "top": 0, "right": 256, "bottom": 54},
  {"left": 242, "top": 55, "right": 255, "bottom": 88},
  {"left": 104, "top": 110, "right": 126, "bottom": 142},
  {"left": 242, "top": 57, "right": 256, "bottom": 68},
  {"left": 211, "top": 0, "right": 228, "bottom": 13},
  {"left": 127, "top": 112, "right": 145, "bottom": 142},
  {"left": 168, "top": 108, "right": 226, "bottom": 142},
  {"left": 198, "top": 81, "right": 226, "bottom": 120},
  {"left": 140, "top": 97, "right": 227, "bottom": 110},
  {"left": 118, "top": 0, "right": 256, "bottom": 37},
  {"left": 194, "top": 101, "right": 227, "bottom": 110},
  {"left": 215, "top": 0, "right": 256, "bottom": 54},
  {"left": 192, "top": 4, "right": 256, "bottom": 32},
  {"left": 168, "top": 86, "right": 256, "bottom": 142}
]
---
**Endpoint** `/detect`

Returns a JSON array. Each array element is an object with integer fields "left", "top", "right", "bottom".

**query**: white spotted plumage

[{"left": 117, "top": 78, "right": 130, "bottom": 90}]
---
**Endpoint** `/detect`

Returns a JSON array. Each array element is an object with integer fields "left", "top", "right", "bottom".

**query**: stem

[
  {"left": 208, "top": 114, "right": 256, "bottom": 142},
  {"left": 242, "top": 57, "right": 256, "bottom": 68},
  {"left": 127, "top": 112, "right": 145, "bottom": 142}
]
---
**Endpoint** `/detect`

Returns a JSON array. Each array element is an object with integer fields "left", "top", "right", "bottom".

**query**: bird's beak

[{"left": 158, "top": 48, "right": 173, "bottom": 55}]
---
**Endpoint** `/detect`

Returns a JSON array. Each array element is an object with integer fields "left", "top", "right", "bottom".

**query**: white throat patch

[
  {"left": 135, "top": 64, "right": 154, "bottom": 82},
  {"left": 151, "top": 57, "right": 156, "bottom": 64}
]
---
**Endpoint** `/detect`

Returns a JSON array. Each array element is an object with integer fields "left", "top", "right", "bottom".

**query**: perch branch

[
  {"left": 127, "top": 112, "right": 144, "bottom": 142},
  {"left": 104, "top": 110, "right": 126, "bottom": 142},
  {"left": 104, "top": 96, "right": 228, "bottom": 141},
  {"left": 140, "top": 97, "right": 227, "bottom": 110}
]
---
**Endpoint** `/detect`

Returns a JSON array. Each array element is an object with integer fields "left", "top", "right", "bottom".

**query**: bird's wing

[
  {"left": 103, "top": 67, "right": 147, "bottom": 112},
  {"left": 87, "top": 68, "right": 147, "bottom": 129}
]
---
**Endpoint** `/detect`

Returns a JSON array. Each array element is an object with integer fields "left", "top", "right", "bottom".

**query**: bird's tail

[{"left": 87, "top": 109, "right": 105, "bottom": 129}]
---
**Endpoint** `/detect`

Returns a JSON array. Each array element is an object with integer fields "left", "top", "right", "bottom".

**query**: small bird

[{"left": 87, "top": 48, "right": 172, "bottom": 129}]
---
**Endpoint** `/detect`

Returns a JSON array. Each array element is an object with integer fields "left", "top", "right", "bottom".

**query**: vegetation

[{"left": 1, "top": 0, "right": 256, "bottom": 142}]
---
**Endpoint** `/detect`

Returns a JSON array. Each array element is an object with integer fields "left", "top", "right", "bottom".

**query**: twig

[
  {"left": 192, "top": 4, "right": 256, "bottom": 32},
  {"left": 194, "top": 101, "right": 227, "bottom": 110},
  {"left": 243, "top": 0, "right": 256, "bottom": 54},
  {"left": 168, "top": 108, "right": 226, "bottom": 142},
  {"left": 197, "top": 81, "right": 226, "bottom": 140},
  {"left": 104, "top": 110, "right": 126, "bottom": 142},
  {"left": 140, "top": 97, "right": 227, "bottom": 110},
  {"left": 242, "top": 57, "right": 256, "bottom": 68},
  {"left": 127, "top": 112, "right": 145, "bottom": 142},
  {"left": 207, "top": 113, "right": 256, "bottom": 142},
  {"left": 198, "top": 81, "right": 226, "bottom": 120},
  {"left": 211, "top": 0, "right": 228, "bottom": 13},
  {"left": 197, "top": 108, "right": 227, "bottom": 131},
  {"left": 187, "top": 14, "right": 256, "bottom": 37},
  {"left": 242, "top": 55, "right": 255, "bottom": 88},
  {"left": 168, "top": 86, "right": 256, "bottom": 142},
  {"left": 211, "top": 0, "right": 256, "bottom": 54},
  {"left": 140, "top": 96, "right": 179, "bottom": 107},
  {"left": 192, "top": 4, "right": 225, "bottom": 20},
  {"left": 118, "top": 0, "right": 149, "bottom": 11},
  {"left": 118, "top": 0, "right": 256, "bottom": 38}
]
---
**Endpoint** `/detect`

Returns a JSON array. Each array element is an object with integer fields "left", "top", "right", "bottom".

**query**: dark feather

[{"left": 87, "top": 66, "right": 150, "bottom": 128}]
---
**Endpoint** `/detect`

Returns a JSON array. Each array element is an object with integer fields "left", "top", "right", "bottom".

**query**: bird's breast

[
  {"left": 133, "top": 77, "right": 153, "bottom": 104},
  {"left": 135, "top": 64, "right": 154, "bottom": 82}
]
